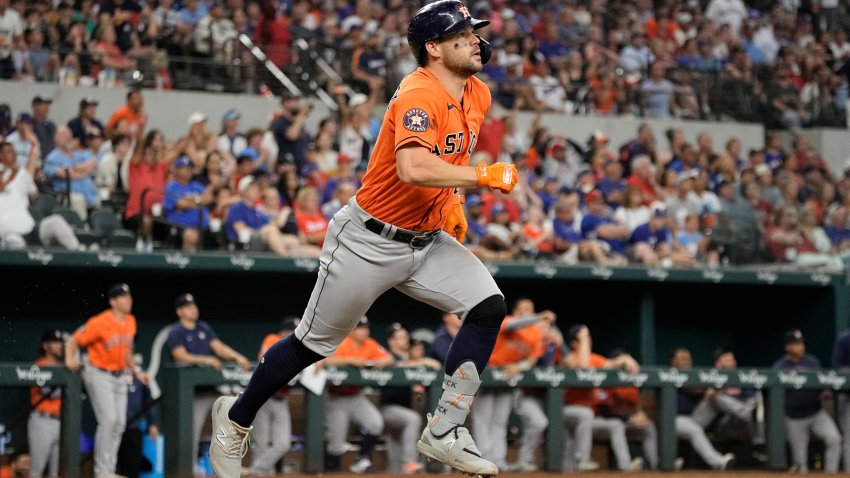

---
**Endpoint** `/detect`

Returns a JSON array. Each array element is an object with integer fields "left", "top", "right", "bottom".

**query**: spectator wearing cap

[
  {"left": 380, "top": 323, "right": 439, "bottom": 473},
  {"left": 0, "top": 0, "right": 23, "bottom": 78},
  {"left": 31, "top": 95, "right": 56, "bottom": 159},
  {"left": 68, "top": 97, "right": 105, "bottom": 149},
  {"left": 542, "top": 137, "right": 582, "bottom": 187},
  {"left": 192, "top": 1, "right": 237, "bottom": 63},
  {"left": 627, "top": 202, "right": 695, "bottom": 267},
  {"left": 182, "top": 112, "right": 218, "bottom": 169},
  {"left": 580, "top": 188, "right": 630, "bottom": 264},
  {"left": 28, "top": 330, "right": 64, "bottom": 478},
  {"left": 774, "top": 330, "right": 841, "bottom": 473},
  {"left": 620, "top": 124, "right": 657, "bottom": 175},
  {"left": 4, "top": 113, "right": 39, "bottom": 169},
  {"left": 665, "top": 169, "right": 703, "bottom": 229},
  {"left": 43, "top": 125, "right": 99, "bottom": 218},
  {"left": 217, "top": 109, "right": 246, "bottom": 166},
  {"left": 597, "top": 159, "right": 627, "bottom": 207},
  {"left": 350, "top": 24, "right": 387, "bottom": 97},
  {"left": 668, "top": 348, "right": 735, "bottom": 470},
  {"left": 65, "top": 283, "right": 147, "bottom": 478},
  {"left": 106, "top": 89, "right": 145, "bottom": 138},
  {"left": 561, "top": 325, "right": 646, "bottom": 471},
  {"left": 762, "top": 133, "right": 786, "bottom": 171},
  {"left": 272, "top": 92, "right": 312, "bottom": 174},
  {"left": 338, "top": 92, "right": 378, "bottom": 168},
  {"left": 250, "top": 317, "right": 301, "bottom": 476},
  {"left": 166, "top": 293, "right": 250, "bottom": 469},
  {"left": 164, "top": 155, "right": 211, "bottom": 252},
  {"left": 479, "top": 201, "right": 521, "bottom": 260},
  {"left": 322, "top": 317, "right": 393, "bottom": 472}
]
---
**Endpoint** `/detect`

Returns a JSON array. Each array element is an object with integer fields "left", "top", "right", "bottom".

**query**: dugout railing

[{"left": 158, "top": 364, "right": 850, "bottom": 477}]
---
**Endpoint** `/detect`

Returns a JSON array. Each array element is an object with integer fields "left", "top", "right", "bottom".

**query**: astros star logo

[
  {"left": 458, "top": 5, "right": 470, "bottom": 18},
  {"left": 410, "top": 114, "right": 423, "bottom": 126},
  {"left": 403, "top": 108, "right": 430, "bottom": 132}
]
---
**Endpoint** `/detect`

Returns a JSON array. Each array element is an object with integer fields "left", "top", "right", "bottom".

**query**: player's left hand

[
  {"left": 443, "top": 195, "right": 467, "bottom": 243},
  {"left": 135, "top": 370, "right": 150, "bottom": 385},
  {"left": 475, "top": 162, "right": 518, "bottom": 194}
]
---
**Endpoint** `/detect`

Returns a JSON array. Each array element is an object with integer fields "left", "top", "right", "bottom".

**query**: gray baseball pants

[
  {"left": 838, "top": 393, "right": 850, "bottom": 471},
  {"left": 83, "top": 366, "right": 127, "bottom": 475},
  {"left": 592, "top": 417, "right": 658, "bottom": 470},
  {"left": 28, "top": 413, "right": 59, "bottom": 478},
  {"left": 251, "top": 397, "right": 291, "bottom": 475},
  {"left": 470, "top": 389, "right": 513, "bottom": 467},
  {"left": 324, "top": 393, "right": 383, "bottom": 456},
  {"left": 561, "top": 405, "right": 595, "bottom": 471},
  {"left": 676, "top": 416, "right": 726, "bottom": 467},
  {"left": 515, "top": 395, "right": 548, "bottom": 465},
  {"left": 382, "top": 404, "right": 421, "bottom": 471},
  {"left": 786, "top": 409, "right": 841, "bottom": 473},
  {"left": 294, "top": 198, "right": 501, "bottom": 356}
]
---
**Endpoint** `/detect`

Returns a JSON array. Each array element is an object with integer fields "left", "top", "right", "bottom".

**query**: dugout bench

[{"left": 159, "top": 364, "right": 850, "bottom": 476}]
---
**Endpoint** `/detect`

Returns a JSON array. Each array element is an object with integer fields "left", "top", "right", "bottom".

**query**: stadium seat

[
  {"left": 53, "top": 207, "right": 85, "bottom": 229},
  {"left": 104, "top": 229, "right": 138, "bottom": 249},
  {"left": 31, "top": 193, "right": 58, "bottom": 216},
  {"left": 90, "top": 209, "right": 122, "bottom": 235}
]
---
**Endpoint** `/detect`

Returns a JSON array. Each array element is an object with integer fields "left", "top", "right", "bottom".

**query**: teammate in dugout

[
  {"left": 29, "top": 330, "right": 65, "bottom": 478},
  {"left": 209, "top": 1, "right": 517, "bottom": 476}
]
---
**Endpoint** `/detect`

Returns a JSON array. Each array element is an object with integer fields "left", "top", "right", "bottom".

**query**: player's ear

[{"left": 424, "top": 39, "right": 442, "bottom": 63}]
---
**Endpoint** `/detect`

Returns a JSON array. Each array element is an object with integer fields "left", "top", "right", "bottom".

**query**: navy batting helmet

[{"left": 407, "top": 0, "right": 491, "bottom": 66}]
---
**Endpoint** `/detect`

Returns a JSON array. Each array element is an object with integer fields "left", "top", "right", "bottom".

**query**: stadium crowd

[{"left": 1, "top": 0, "right": 850, "bottom": 270}]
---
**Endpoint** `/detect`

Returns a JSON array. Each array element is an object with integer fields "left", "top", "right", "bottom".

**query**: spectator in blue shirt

[
  {"left": 826, "top": 206, "right": 850, "bottom": 254},
  {"left": 117, "top": 355, "right": 159, "bottom": 478},
  {"left": 627, "top": 202, "right": 696, "bottom": 267},
  {"left": 552, "top": 193, "right": 618, "bottom": 265},
  {"left": 167, "top": 293, "right": 250, "bottom": 470},
  {"left": 580, "top": 189, "right": 629, "bottom": 264},
  {"left": 640, "top": 62, "right": 675, "bottom": 119},
  {"left": 164, "top": 156, "right": 210, "bottom": 251},
  {"left": 773, "top": 330, "right": 840, "bottom": 473},
  {"left": 429, "top": 312, "right": 461, "bottom": 364},
  {"left": 43, "top": 126, "right": 98, "bottom": 218},
  {"left": 832, "top": 325, "right": 850, "bottom": 471}
]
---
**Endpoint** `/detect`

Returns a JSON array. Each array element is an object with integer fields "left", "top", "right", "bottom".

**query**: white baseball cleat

[
  {"left": 417, "top": 414, "right": 499, "bottom": 477},
  {"left": 209, "top": 396, "right": 252, "bottom": 478}
]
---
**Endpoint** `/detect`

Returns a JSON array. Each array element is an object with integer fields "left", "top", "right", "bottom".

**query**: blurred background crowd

[{"left": 1, "top": 0, "right": 850, "bottom": 271}]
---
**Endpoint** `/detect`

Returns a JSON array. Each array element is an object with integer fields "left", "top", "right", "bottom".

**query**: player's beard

[{"left": 444, "top": 46, "right": 483, "bottom": 77}]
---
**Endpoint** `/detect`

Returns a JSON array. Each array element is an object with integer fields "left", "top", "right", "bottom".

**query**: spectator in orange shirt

[
  {"left": 28, "top": 330, "right": 64, "bottom": 478},
  {"left": 471, "top": 299, "right": 550, "bottom": 470},
  {"left": 65, "top": 283, "right": 148, "bottom": 478},
  {"left": 0, "top": 450, "right": 30, "bottom": 478},
  {"left": 250, "top": 317, "right": 299, "bottom": 476},
  {"left": 106, "top": 88, "right": 145, "bottom": 138},
  {"left": 321, "top": 317, "right": 393, "bottom": 472},
  {"left": 562, "top": 324, "right": 654, "bottom": 471},
  {"left": 294, "top": 186, "right": 329, "bottom": 247}
]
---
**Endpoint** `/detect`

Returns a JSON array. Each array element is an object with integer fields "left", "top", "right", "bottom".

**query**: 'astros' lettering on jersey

[
  {"left": 356, "top": 67, "right": 491, "bottom": 231},
  {"left": 73, "top": 310, "right": 136, "bottom": 371}
]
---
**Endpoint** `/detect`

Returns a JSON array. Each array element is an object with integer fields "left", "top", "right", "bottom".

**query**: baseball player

[
  {"left": 210, "top": 1, "right": 518, "bottom": 476},
  {"left": 381, "top": 323, "right": 441, "bottom": 474},
  {"left": 65, "top": 283, "right": 148, "bottom": 478},
  {"left": 774, "top": 329, "right": 841, "bottom": 473},
  {"left": 249, "top": 317, "right": 299, "bottom": 476},
  {"left": 166, "top": 293, "right": 250, "bottom": 469},
  {"left": 321, "top": 317, "right": 393, "bottom": 473},
  {"left": 831, "top": 325, "right": 850, "bottom": 471},
  {"left": 28, "top": 330, "right": 64, "bottom": 478}
]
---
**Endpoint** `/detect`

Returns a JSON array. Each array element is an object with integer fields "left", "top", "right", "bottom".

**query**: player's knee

[{"left": 465, "top": 294, "right": 506, "bottom": 329}]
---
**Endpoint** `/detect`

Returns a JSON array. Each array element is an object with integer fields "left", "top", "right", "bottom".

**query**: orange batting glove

[
  {"left": 475, "top": 162, "right": 518, "bottom": 194},
  {"left": 443, "top": 194, "right": 467, "bottom": 243}
]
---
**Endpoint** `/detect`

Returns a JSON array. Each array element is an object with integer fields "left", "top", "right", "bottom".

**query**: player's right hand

[
  {"left": 475, "top": 162, "right": 518, "bottom": 194},
  {"left": 443, "top": 195, "right": 467, "bottom": 243}
]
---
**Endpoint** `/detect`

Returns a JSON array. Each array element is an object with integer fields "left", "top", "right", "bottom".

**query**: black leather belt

[
  {"left": 92, "top": 366, "right": 125, "bottom": 377},
  {"left": 364, "top": 218, "right": 438, "bottom": 249}
]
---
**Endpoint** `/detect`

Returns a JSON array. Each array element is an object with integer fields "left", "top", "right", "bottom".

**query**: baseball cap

[
  {"left": 16, "top": 112, "right": 34, "bottom": 124},
  {"left": 348, "top": 93, "right": 369, "bottom": 109},
  {"left": 281, "top": 316, "right": 300, "bottom": 331},
  {"left": 491, "top": 202, "right": 507, "bottom": 215},
  {"left": 222, "top": 108, "right": 241, "bottom": 121},
  {"left": 566, "top": 324, "right": 588, "bottom": 343},
  {"left": 356, "top": 316, "right": 370, "bottom": 328},
  {"left": 584, "top": 189, "right": 603, "bottom": 203},
  {"left": 281, "top": 91, "right": 302, "bottom": 101},
  {"left": 591, "top": 130, "right": 609, "bottom": 143},
  {"left": 676, "top": 169, "right": 699, "bottom": 185},
  {"left": 108, "top": 282, "right": 131, "bottom": 298},
  {"left": 754, "top": 163, "right": 771, "bottom": 177},
  {"left": 650, "top": 201, "right": 666, "bottom": 218},
  {"left": 711, "top": 346, "right": 734, "bottom": 364},
  {"left": 174, "top": 156, "right": 193, "bottom": 168},
  {"left": 187, "top": 112, "right": 207, "bottom": 126},
  {"left": 41, "top": 329, "right": 64, "bottom": 343},
  {"left": 465, "top": 194, "right": 482, "bottom": 207},
  {"left": 32, "top": 95, "right": 52, "bottom": 105},
  {"left": 174, "top": 293, "right": 195, "bottom": 308},
  {"left": 784, "top": 329, "right": 804, "bottom": 344},
  {"left": 79, "top": 96, "right": 98, "bottom": 108},
  {"left": 238, "top": 175, "right": 256, "bottom": 193},
  {"left": 386, "top": 322, "right": 408, "bottom": 337}
]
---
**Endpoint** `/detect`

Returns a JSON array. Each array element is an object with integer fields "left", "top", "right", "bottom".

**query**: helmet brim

[{"left": 436, "top": 17, "right": 490, "bottom": 41}]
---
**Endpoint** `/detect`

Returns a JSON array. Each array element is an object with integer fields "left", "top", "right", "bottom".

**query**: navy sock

[
  {"left": 228, "top": 335, "right": 323, "bottom": 427},
  {"left": 360, "top": 433, "right": 378, "bottom": 458},
  {"left": 443, "top": 322, "right": 500, "bottom": 375}
]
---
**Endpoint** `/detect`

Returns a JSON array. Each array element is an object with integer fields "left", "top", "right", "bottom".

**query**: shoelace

[{"left": 226, "top": 426, "right": 251, "bottom": 459}]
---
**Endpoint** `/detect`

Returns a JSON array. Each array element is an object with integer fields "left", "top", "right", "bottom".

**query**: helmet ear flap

[{"left": 476, "top": 34, "right": 491, "bottom": 65}]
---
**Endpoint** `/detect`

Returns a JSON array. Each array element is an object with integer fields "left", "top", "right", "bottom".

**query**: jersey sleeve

[
  {"left": 392, "top": 89, "right": 442, "bottom": 153},
  {"left": 366, "top": 340, "right": 392, "bottom": 361},
  {"left": 165, "top": 325, "right": 183, "bottom": 352},
  {"left": 199, "top": 321, "right": 218, "bottom": 341},
  {"left": 73, "top": 316, "right": 102, "bottom": 346}
]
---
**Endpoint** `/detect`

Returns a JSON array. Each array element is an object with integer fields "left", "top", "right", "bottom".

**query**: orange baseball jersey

[
  {"left": 563, "top": 352, "right": 607, "bottom": 411},
  {"left": 73, "top": 310, "right": 136, "bottom": 371},
  {"left": 356, "top": 66, "right": 491, "bottom": 231},
  {"left": 488, "top": 316, "right": 545, "bottom": 367},
  {"left": 30, "top": 357, "right": 61, "bottom": 416},
  {"left": 334, "top": 337, "right": 392, "bottom": 362}
]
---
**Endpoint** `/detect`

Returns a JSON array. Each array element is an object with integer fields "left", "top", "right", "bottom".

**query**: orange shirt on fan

[
  {"left": 72, "top": 310, "right": 136, "bottom": 371},
  {"left": 30, "top": 357, "right": 61, "bottom": 416},
  {"left": 356, "top": 67, "right": 490, "bottom": 231},
  {"left": 329, "top": 337, "right": 392, "bottom": 395},
  {"left": 488, "top": 316, "right": 545, "bottom": 367}
]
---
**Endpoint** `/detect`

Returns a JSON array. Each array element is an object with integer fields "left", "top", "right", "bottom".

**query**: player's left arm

[{"left": 210, "top": 338, "right": 251, "bottom": 371}]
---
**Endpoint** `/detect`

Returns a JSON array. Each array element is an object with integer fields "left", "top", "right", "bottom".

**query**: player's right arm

[{"left": 171, "top": 345, "right": 223, "bottom": 370}]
